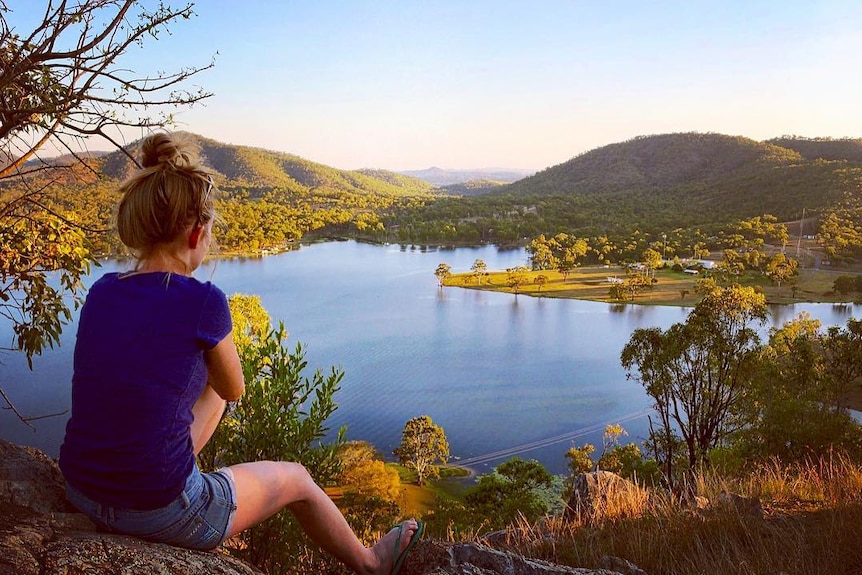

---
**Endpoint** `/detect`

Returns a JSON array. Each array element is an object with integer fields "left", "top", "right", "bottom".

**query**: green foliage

[
  {"left": 621, "top": 285, "right": 767, "bottom": 483},
  {"left": 765, "top": 252, "right": 798, "bottom": 288},
  {"left": 821, "top": 318, "right": 862, "bottom": 412},
  {"left": 832, "top": 274, "right": 862, "bottom": 295},
  {"left": 388, "top": 134, "right": 853, "bottom": 249},
  {"left": 566, "top": 426, "right": 662, "bottom": 487},
  {"left": 818, "top": 186, "right": 862, "bottom": 264},
  {"left": 731, "top": 313, "right": 862, "bottom": 464},
  {"left": 470, "top": 259, "right": 488, "bottom": 284},
  {"left": 393, "top": 415, "right": 449, "bottom": 485},
  {"left": 198, "top": 299, "right": 345, "bottom": 574},
  {"left": 0, "top": 202, "right": 92, "bottom": 374},
  {"left": 465, "top": 458, "right": 556, "bottom": 529},
  {"left": 527, "top": 233, "right": 588, "bottom": 276},
  {"left": 767, "top": 136, "right": 862, "bottom": 162}
]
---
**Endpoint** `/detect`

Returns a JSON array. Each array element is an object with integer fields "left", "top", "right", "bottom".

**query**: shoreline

[{"left": 443, "top": 265, "right": 862, "bottom": 308}]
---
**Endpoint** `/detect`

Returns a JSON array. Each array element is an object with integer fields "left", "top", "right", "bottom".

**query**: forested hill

[
  {"left": 505, "top": 133, "right": 802, "bottom": 195},
  {"left": 13, "top": 133, "right": 440, "bottom": 255},
  {"left": 97, "top": 132, "right": 434, "bottom": 198},
  {"left": 765, "top": 136, "right": 862, "bottom": 163},
  {"left": 496, "top": 132, "right": 861, "bottom": 225}
]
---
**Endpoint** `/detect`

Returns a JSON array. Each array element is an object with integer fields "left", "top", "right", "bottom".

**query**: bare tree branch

[{"left": 0, "top": 0, "right": 214, "bottom": 425}]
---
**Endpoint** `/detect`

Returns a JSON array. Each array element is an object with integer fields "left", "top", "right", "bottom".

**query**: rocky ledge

[{"left": 0, "top": 439, "right": 633, "bottom": 575}]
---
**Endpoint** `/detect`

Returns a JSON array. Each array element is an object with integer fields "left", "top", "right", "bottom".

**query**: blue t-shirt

[{"left": 59, "top": 272, "right": 232, "bottom": 510}]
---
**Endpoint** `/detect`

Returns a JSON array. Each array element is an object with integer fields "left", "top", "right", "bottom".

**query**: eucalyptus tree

[
  {"left": 0, "top": 0, "right": 212, "bottom": 421},
  {"left": 765, "top": 252, "right": 798, "bottom": 290},
  {"left": 471, "top": 258, "right": 487, "bottom": 284},
  {"left": 393, "top": 415, "right": 449, "bottom": 486},
  {"left": 621, "top": 285, "right": 767, "bottom": 480},
  {"left": 434, "top": 263, "right": 452, "bottom": 287}
]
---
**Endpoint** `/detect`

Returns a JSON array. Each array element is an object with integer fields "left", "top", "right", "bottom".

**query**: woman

[{"left": 59, "top": 132, "right": 422, "bottom": 574}]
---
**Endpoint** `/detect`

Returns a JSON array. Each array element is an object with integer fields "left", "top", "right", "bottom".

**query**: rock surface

[
  {"left": 0, "top": 439, "right": 636, "bottom": 575},
  {"left": 564, "top": 471, "right": 645, "bottom": 523}
]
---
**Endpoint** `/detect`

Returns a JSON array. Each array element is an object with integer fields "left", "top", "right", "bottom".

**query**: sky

[{"left": 8, "top": 1, "right": 862, "bottom": 171}]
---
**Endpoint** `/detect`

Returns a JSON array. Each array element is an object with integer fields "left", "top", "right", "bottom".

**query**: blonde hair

[{"left": 116, "top": 133, "right": 216, "bottom": 260}]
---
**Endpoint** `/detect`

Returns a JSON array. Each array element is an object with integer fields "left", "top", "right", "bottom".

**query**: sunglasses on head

[{"left": 198, "top": 175, "right": 214, "bottom": 226}]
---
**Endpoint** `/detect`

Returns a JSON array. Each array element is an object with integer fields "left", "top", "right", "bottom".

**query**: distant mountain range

[
  {"left": 26, "top": 135, "right": 533, "bottom": 194},
  {"left": 399, "top": 167, "right": 535, "bottom": 186}
]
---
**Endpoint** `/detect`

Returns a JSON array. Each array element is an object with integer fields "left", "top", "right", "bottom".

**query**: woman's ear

[{"left": 188, "top": 225, "right": 203, "bottom": 249}]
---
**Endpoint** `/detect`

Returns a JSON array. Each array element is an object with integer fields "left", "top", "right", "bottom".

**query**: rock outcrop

[
  {"left": 0, "top": 439, "right": 637, "bottom": 575},
  {"left": 564, "top": 471, "right": 647, "bottom": 523}
]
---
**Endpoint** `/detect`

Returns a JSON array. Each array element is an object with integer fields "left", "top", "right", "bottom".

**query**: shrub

[{"left": 199, "top": 296, "right": 345, "bottom": 574}]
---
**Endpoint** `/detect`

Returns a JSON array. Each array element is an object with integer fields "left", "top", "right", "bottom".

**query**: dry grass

[{"left": 497, "top": 453, "right": 862, "bottom": 575}]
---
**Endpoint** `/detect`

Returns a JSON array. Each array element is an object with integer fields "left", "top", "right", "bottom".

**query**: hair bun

[{"left": 140, "top": 133, "right": 199, "bottom": 169}]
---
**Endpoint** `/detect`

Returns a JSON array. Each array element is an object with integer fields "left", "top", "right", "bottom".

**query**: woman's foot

[{"left": 366, "top": 519, "right": 422, "bottom": 575}]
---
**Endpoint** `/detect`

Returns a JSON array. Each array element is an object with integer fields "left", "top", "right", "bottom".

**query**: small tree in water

[{"left": 435, "top": 263, "right": 452, "bottom": 287}]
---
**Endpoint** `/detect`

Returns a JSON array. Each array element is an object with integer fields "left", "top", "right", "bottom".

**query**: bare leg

[
  {"left": 227, "top": 460, "right": 419, "bottom": 575},
  {"left": 191, "top": 384, "right": 226, "bottom": 455}
]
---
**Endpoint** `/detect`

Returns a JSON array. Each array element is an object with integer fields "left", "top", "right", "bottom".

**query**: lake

[{"left": 1, "top": 241, "right": 859, "bottom": 475}]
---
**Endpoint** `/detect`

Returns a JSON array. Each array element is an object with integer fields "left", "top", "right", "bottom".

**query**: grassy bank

[
  {"left": 497, "top": 453, "right": 862, "bottom": 575},
  {"left": 391, "top": 464, "right": 471, "bottom": 518},
  {"left": 444, "top": 265, "right": 861, "bottom": 306}
]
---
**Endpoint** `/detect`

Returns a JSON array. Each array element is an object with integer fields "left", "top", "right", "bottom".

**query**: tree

[
  {"left": 622, "top": 271, "right": 651, "bottom": 301},
  {"left": 1, "top": 1, "right": 213, "bottom": 177},
  {"left": 335, "top": 441, "right": 402, "bottom": 539},
  {"left": 434, "top": 263, "right": 452, "bottom": 287},
  {"left": 393, "top": 415, "right": 449, "bottom": 486},
  {"left": 0, "top": 1, "right": 212, "bottom": 418},
  {"left": 765, "top": 252, "right": 798, "bottom": 290},
  {"left": 465, "top": 458, "right": 554, "bottom": 529},
  {"left": 556, "top": 235, "right": 588, "bottom": 279},
  {"left": 833, "top": 275, "right": 857, "bottom": 296},
  {"left": 641, "top": 248, "right": 663, "bottom": 277},
  {"left": 527, "top": 234, "right": 557, "bottom": 270},
  {"left": 535, "top": 274, "right": 548, "bottom": 291},
  {"left": 506, "top": 266, "right": 529, "bottom": 294},
  {"left": 470, "top": 258, "right": 487, "bottom": 284},
  {"left": 821, "top": 319, "right": 862, "bottom": 412},
  {"left": 734, "top": 313, "right": 862, "bottom": 462},
  {"left": 621, "top": 285, "right": 767, "bottom": 479}
]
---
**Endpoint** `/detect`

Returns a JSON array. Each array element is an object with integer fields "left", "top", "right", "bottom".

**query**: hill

[
  {"left": 508, "top": 133, "right": 802, "bottom": 194},
  {"left": 492, "top": 132, "right": 859, "bottom": 228},
  {"left": 94, "top": 133, "right": 435, "bottom": 198},
  {"left": 3, "top": 133, "right": 439, "bottom": 255},
  {"left": 765, "top": 136, "right": 862, "bottom": 163},
  {"left": 436, "top": 179, "right": 508, "bottom": 196},
  {"left": 400, "top": 167, "right": 534, "bottom": 186}
]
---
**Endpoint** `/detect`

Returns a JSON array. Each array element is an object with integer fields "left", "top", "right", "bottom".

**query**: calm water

[{"left": 1, "top": 241, "right": 859, "bottom": 474}]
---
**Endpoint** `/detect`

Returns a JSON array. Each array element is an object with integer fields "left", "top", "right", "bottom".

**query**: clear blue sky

[{"left": 10, "top": 1, "right": 862, "bottom": 170}]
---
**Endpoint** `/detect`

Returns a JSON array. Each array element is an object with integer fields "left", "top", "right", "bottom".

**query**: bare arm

[{"left": 204, "top": 332, "right": 245, "bottom": 401}]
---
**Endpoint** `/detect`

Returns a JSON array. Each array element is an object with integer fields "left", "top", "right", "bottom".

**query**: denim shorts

[{"left": 65, "top": 465, "right": 238, "bottom": 551}]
